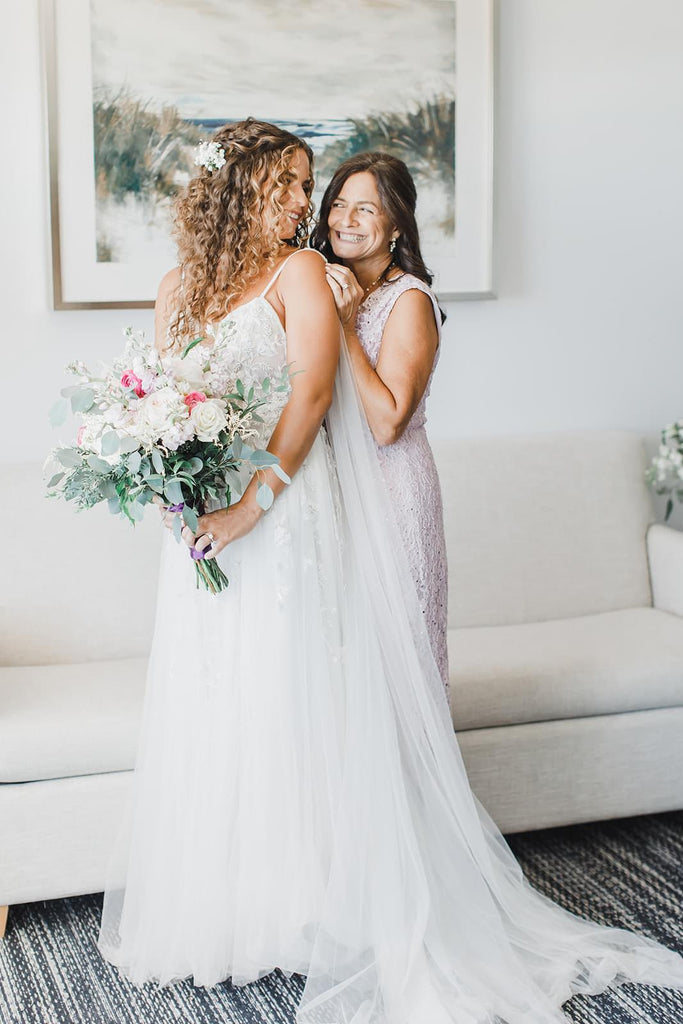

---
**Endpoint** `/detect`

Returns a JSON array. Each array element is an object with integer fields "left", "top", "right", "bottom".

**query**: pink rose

[
  {"left": 77, "top": 425, "right": 85, "bottom": 447},
  {"left": 184, "top": 391, "right": 207, "bottom": 411},
  {"left": 121, "top": 371, "right": 145, "bottom": 397}
]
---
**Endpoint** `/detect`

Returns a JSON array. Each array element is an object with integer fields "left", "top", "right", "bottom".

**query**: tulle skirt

[
  {"left": 98, "top": 403, "right": 683, "bottom": 1022},
  {"left": 98, "top": 429, "right": 345, "bottom": 986}
]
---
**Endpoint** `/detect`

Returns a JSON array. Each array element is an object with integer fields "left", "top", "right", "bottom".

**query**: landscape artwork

[{"left": 47, "top": 0, "right": 492, "bottom": 307}]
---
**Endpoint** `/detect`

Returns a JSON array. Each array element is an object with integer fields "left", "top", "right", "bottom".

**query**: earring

[{"left": 389, "top": 237, "right": 397, "bottom": 253}]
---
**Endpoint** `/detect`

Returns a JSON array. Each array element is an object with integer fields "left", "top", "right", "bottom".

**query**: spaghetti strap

[{"left": 259, "top": 247, "right": 326, "bottom": 298}]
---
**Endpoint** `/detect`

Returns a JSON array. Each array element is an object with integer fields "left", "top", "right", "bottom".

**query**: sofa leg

[{"left": 0, "top": 906, "right": 7, "bottom": 939}]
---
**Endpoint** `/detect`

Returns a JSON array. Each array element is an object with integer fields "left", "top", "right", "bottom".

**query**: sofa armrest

[{"left": 647, "top": 523, "right": 683, "bottom": 617}]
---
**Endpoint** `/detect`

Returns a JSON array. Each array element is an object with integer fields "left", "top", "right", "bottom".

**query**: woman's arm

[
  {"left": 153, "top": 267, "right": 182, "bottom": 353},
  {"left": 326, "top": 267, "right": 439, "bottom": 447},
  {"left": 194, "top": 251, "right": 341, "bottom": 556}
]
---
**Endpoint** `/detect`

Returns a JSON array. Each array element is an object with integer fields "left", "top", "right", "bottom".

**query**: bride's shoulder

[
  {"left": 155, "top": 266, "right": 183, "bottom": 309},
  {"left": 154, "top": 267, "right": 183, "bottom": 351},
  {"left": 278, "top": 248, "right": 328, "bottom": 295}
]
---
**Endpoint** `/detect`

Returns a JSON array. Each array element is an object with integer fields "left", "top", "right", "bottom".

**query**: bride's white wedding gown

[{"left": 98, "top": 251, "right": 683, "bottom": 1023}]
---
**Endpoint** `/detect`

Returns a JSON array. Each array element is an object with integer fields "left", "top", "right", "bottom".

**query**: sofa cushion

[
  {"left": 448, "top": 607, "right": 683, "bottom": 731},
  {"left": 0, "top": 463, "right": 162, "bottom": 666},
  {"left": 432, "top": 432, "right": 654, "bottom": 629},
  {"left": 0, "top": 659, "right": 147, "bottom": 783}
]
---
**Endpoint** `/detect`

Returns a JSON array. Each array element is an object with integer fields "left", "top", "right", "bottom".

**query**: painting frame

[{"left": 43, "top": 0, "right": 494, "bottom": 310}]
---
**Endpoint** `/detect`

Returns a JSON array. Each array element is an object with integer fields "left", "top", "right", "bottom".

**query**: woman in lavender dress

[{"left": 311, "top": 153, "right": 449, "bottom": 688}]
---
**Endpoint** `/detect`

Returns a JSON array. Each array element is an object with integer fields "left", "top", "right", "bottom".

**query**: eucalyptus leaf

[
  {"left": 232, "top": 434, "right": 243, "bottom": 459},
  {"left": 127, "top": 451, "right": 141, "bottom": 474},
  {"left": 146, "top": 474, "right": 164, "bottom": 494},
  {"left": 119, "top": 436, "right": 139, "bottom": 454},
  {"left": 151, "top": 448, "right": 164, "bottom": 474},
  {"left": 172, "top": 513, "right": 183, "bottom": 542},
  {"left": 101, "top": 431, "right": 120, "bottom": 455},
  {"left": 47, "top": 472, "right": 64, "bottom": 488},
  {"left": 71, "top": 389, "right": 95, "bottom": 413},
  {"left": 87, "top": 455, "right": 112, "bottom": 474},
  {"left": 182, "top": 505, "right": 199, "bottom": 532},
  {"left": 57, "top": 448, "right": 81, "bottom": 468},
  {"left": 108, "top": 497, "right": 121, "bottom": 515},
  {"left": 261, "top": 377, "right": 271, "bottom": 393},
  {"left": 249, "top": 450, "right": 278, "bottom": 467},
  {"left": 128, "top": 501, "right": 145, "bottom": 522},
  {"left": 236, "top": 379, "right": 245, "bottom": 398},
  {"left": 49, "top": 399, "right": 68, "bottom": 427},
  {"left": 256, "top": 482, "right": 274, "bottom": 510},
  {"left": 165, "top": 478, "right": 184, "bottom": 504},
  {"left": 271, "top": 463, "right": 291, "bottom": 485},
  {"left": 187, "top": 457, "right": 203, "bottom": 474},
  {"left": 60, "top": 385, "right": 80, "bottom": 398}
]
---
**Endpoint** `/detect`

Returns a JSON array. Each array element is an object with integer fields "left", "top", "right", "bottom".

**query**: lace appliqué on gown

[{"left": 356, "top": 273, "right": 449, "bottom": 689}]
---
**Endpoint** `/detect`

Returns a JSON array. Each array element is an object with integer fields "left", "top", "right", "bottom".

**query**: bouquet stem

[{"left": 193, "top": 557, "right": 230, "bottom": 594}]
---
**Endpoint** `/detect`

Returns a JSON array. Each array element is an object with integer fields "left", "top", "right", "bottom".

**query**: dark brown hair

[
  {"left": 168, "top": 118, "right": 314, "bottom": 345},
  {"left": 310, "top": 151, "right": 444, "bottom": 322}
]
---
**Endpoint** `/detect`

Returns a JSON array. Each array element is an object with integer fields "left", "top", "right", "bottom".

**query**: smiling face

[
  {"left": 327, "top": 171, "right": 398, "bottom": 263},
  {"left": 263, "top": 147, "right": 313, "bottom": 243}
]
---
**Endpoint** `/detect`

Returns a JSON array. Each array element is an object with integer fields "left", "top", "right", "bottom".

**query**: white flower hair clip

[{"left": 194, "top": 140, "right": 226, "bottom": 174}]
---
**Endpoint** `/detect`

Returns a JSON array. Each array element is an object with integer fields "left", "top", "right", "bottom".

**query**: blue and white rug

[{"left": 2, "top": 810, "right": 683, "bottom": 1024}]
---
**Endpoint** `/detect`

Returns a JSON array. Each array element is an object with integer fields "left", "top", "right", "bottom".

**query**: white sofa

[{"left": 2, "top": 430, "right": 683, "bottom": 937}]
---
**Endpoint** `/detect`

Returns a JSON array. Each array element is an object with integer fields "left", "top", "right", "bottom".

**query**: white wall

[{"left": 2, "top": 1, "right": 682, "bottom": 478}]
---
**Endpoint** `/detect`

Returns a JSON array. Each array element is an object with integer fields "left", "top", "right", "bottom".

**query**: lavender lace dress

[{"left": 355, "top": 272, "right": 449, "bottom": 689}]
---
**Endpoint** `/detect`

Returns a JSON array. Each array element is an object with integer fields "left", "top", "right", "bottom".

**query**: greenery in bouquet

[
  {"left": 46, "top": 325, "right": 291, "bottom": 594},
  {"left": 645, "top": 421, "right": 683, "bottom": 521}
]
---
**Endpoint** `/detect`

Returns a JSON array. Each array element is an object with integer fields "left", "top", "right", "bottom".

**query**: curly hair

[{"left": 167, "top": 119, "right": 314, "bottom": 345}]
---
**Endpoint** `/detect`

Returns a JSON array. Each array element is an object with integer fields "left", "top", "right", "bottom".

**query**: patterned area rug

[{"left": 2, "top": 810, "right": 683, "bottom": 1024}]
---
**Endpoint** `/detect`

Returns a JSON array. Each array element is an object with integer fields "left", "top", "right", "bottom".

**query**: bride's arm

[
  {"left": 195, "top": 251, "right": 340, "bottom": 555},
  {"left": 153, "top": 268, "right": 182, "bottom": 353}
]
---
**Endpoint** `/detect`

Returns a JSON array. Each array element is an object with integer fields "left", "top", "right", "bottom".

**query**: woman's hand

[
  {"left": 325, "top": 263, "right": 363, "bottom": 328},
  {"left": 180, "top": 498, "right": 263, "bottom": 559},
  {"left": 152, "top": 494, "right": 179, "bottom": 531}
]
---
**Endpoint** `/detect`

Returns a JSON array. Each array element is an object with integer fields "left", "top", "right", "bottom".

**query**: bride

[{"left": 97, "top": 119, "right": 683, "bottom": 1023}]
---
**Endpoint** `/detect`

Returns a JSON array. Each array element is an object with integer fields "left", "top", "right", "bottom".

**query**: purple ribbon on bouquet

[{"left": 163, "top": 501, "right": 213, "bottom": 560}]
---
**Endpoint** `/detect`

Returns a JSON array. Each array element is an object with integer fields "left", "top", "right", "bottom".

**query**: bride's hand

[
  {"left": 180, "top": 499, "right": 262, "bottom": 559},
  {"left": 152, "top": 494, "right": 179, "bottom": 531},
  {"left": 325, "top": 264, "right": 363, "bottom": 328}
]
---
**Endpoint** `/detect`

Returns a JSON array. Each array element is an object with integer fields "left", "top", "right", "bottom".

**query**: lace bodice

[
  {"left": 356, "top": 272, "right": 442, "bottom": 431},
  {"left": 204, "top": 297, "right": 291, "bottom": 447}
]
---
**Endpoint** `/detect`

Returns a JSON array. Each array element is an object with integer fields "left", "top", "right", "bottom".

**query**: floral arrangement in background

[
  {"left": 45, "top": 326, "right": 290, "bottom": 594},
  {"left": 646, "top": 421, "right": 683, "bottom": 520}
]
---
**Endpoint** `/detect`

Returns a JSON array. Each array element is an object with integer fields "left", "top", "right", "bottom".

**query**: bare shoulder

[
  {"left": 278, "top": 249, "right": 328, "bottom": 293},
  {"left": 156, "top": 266, "right": 182, "bottom": 306},
  {"left": 154, "top": 267, "right": 182, "bottom": 351},
  {"left": 389, "top": 282, "right": 438, "bottom": 321},
  {"left": 384, "top": 282, "right": 440, "bottom": 345}
]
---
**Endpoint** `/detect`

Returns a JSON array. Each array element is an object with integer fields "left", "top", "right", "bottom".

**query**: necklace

[{"left": 362, "top": 261, "right": 395, "bottom": 296}]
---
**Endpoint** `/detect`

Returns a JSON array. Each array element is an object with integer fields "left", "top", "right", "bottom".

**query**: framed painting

[{"left": 43, "top": 0, "right": 494, "bottom": 309}]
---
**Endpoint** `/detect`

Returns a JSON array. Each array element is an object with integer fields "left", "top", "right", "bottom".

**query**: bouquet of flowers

[
  {"left": 45, "top": 325, "right": 291, "bottom": 594},
  {"left": 645, "top": 420, "right": 683, "bottom": 520}
]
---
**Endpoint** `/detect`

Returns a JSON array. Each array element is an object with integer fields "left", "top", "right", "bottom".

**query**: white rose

[
  {"left": 136, "top": 388, "right": 186, "bottom": 443},
  {"left": 190, "top": 399, "right": 227, "bottom": 441},
  {"left": 164, "top": 354, "right": 207, "bottom": 391}
]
